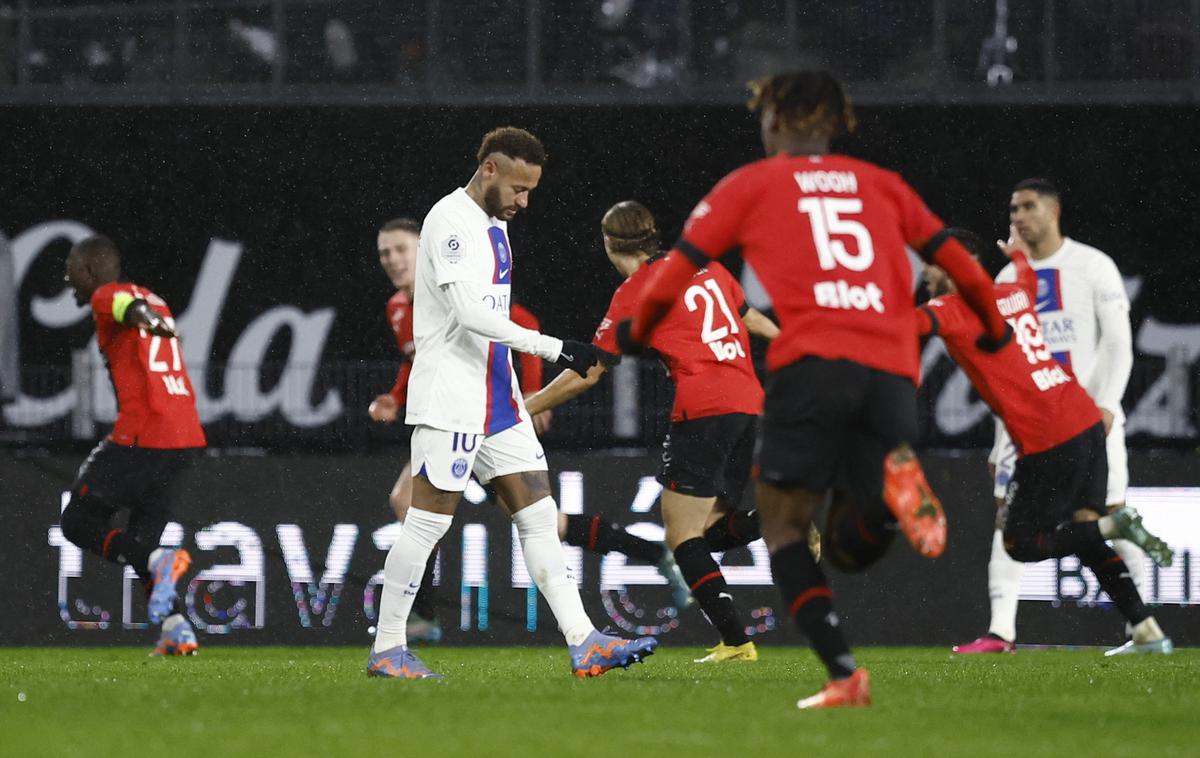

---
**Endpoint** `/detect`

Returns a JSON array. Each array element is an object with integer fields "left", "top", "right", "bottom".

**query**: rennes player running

[
  {"left": 61, "top": 235, "right": 205, "bottom": 656},
  {"left": 616, "top": 71, "right": 1010, "bottom": 708},
  {"left": 919, "top": 228, "right": 1173, "bottom": 656}
]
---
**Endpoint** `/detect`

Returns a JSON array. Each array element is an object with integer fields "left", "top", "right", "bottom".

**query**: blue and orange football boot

[
  {"left": 366, "top": 645, "right": 442, "bottom": 679},
  {"left": 569, "top": 629, "right": 658, "bottom": 678},
  {"left": 151, "top": 616, "right": 199, "bottom": 656},
  {"left": 147, "top": 548, "right": 192, "bottom": 625}
]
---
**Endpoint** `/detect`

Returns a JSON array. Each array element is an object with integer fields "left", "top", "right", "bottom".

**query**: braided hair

[{"left": 601, "top": 201, "right": 660, "bottom": 256}]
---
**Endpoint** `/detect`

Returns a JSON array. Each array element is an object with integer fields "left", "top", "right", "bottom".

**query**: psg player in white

[
  {"left": 367, "top": 127, "right": 658, "bottom": 679},
  {"left": 955, "top": 179, "right": 1147, "bottom": 654}
]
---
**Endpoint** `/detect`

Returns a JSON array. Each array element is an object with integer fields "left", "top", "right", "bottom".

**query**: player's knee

[
  {"left": 389, "top": 492, "right": 410, "bottom": 523},
  {"left": 1072, "top": 509, "right": 1099, "bottom": 523},
  {"left": 59, "top": 494, "right": 103, "bottom": 548},
  {"left": 1002, "top": 529, "right": 1041, "bottom": 563},
  {"left": 824, "top": 511, "right": 894, "bottom": 573}
]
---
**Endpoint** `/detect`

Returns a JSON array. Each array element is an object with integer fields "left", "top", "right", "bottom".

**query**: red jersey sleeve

[
  {"left": 509, "top": 303, "right": 545, "bottom": 391},
  {"left": 389, "top": 364, "right": 411, "bottom": 405},
  {"left": 593, "top": 280, "right": 639, "bottom": 356},
  {"left": 885, "top": 173, "right": 946, "bottom": 249},
  {"left": 679, "top": 166, "right": 759, "bottom": 260},
  {"left": 919, "top": 295, "right": 974, "bottom": 340},
  {"left": 1009, "top": 251, "right": 1037, "bottom": 300}
]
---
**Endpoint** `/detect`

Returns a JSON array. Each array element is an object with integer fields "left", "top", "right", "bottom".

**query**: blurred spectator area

[{"left": 0, "top": 1, "right": 1196, "bottom": 101}]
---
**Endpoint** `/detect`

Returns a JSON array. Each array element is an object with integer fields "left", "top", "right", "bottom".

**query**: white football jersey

[
  {"left": 995, "top": 237, "right": 1131, "bottom": 415},
  {"left": 405, "top": 187, "right": 527, "bottom": 434}
]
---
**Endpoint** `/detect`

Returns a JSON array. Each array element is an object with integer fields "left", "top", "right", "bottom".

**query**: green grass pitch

[{"left": 2, "top": 646, "right": 1197, "bottom": 757}]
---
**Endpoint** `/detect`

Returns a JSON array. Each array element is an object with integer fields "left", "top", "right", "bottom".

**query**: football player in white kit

[
  {"left": 367, "top": 127, "right": 658, "bottom": 678},
  {"left": 954, "top": 179, "right": 1160, "bottom": 655}
]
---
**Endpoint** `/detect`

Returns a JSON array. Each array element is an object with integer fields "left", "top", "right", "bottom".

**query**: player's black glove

[
  {"left": 555, "top": 339, "right": 601, "bottom": 378},
  {"left": 975, "top": 323, "right": 1014, "bottom": 353},
  {"left": 614, "top": 319, "right": 646, "bottom": 356}
]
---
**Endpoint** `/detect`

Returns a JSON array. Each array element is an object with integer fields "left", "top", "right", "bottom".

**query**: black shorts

[
  {"left": 71, "top": 439, "right": 195, "bottom": 516},
  {"left": 755, "top": 357, "right": 917, "bottom": 506},
  {"left": 1003, "top": 422, "right": 1108, "bottom": 541},
  {"left": 658, "top": 413, "right": 756, "bottom": 507}
]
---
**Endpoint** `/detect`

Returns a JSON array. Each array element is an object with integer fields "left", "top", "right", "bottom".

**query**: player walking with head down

[
  {"left": 921, "top": 229, "right": 1172, "bottom": 655},
  {"left": 527, "top": 200, "right": 785, "bottom": 663},
  {"left": 367, "top": 127, "right": 658, "bottom": 679},
  {"left": 616, "top": 71, "right": 1011, "bottom": 708},
  {"left": 368, "top": 217, "right": 692, "bottom": 643},
  {"left": 61, "top": 236, "right": 205, "bottom": 656}
]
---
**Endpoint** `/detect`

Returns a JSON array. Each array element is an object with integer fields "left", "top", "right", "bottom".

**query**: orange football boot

[
  {"left": 797, "top": 668, "right": 871, "bottom": 709},
  {"left": 883, "top": 445, "right": 946, "bottom": 558}
]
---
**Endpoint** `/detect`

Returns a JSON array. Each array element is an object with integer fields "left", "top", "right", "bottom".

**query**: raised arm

[{"left": 112, "top": 292, "right": 176, "bottom": 338}]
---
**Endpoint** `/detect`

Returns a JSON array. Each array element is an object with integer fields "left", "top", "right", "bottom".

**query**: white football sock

[
  {"left": 987, "top": 529, "right": 1024, "bottom": 643},
  {"left": 512, "top": 497, "right": 594, "bottom": 646},
  {"left": 1131, "top": 616, "right": 1164, "bottom": 644},
  {"left": 373, "top": 507, "right": 452, "bottom": 654},
  {"left": 1111, "top": 539, "right": 1148, "bottom": 600}
]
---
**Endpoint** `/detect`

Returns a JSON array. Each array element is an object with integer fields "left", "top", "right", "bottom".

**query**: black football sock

[
  {"left": 673, "top": 538, "right": 750, "bottom": 646},
  {"left": 703, "top": 510, "right": 761, "bottom": 551},
  {"left": 1078, "top": 544, "right": 1151, "bottom": 626},
  {"left": 101, "top": 528, "right": 155, "bottom": 576},
  {"left": 60, "top": 499, "right": 154, "bottom": 573},
  {"left": 1013, "top": 520, "right": 1104, "bottom": 561},
  {"left": 562, "top": 514, "right": 666, "bottom": 564},
  {"left": 770, "top": 541, "right": 856, "bottom": 680},
  {"left": 410, "top": 547, "right": 440, "bottom": 621},
  {"left": 825, "top": 500, "right": 895, "bottom": 572}
]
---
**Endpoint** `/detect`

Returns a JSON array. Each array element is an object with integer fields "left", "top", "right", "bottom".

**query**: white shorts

[
  {"left": 991, "top": 419, "right": 1129, "bottom": 505},
  {"left": 410, "top": 419, "right": 547, "bottom": 492}
]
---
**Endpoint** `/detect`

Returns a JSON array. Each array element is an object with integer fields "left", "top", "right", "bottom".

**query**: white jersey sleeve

[
  {"left": 1086, "top": 253, "right": 1133, "bottom": 415},
  {"left": 405, "top": 187, "right": 534, "bottom": 435},
  {"left": 423, "top": 211, "right": 478, "bottom": 286},
  {"left": 444, "top": 280, "right": 562, "bottom": 360}
]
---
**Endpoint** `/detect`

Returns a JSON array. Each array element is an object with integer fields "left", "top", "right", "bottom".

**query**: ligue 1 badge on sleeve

[{"left": 443, "top": 235, "right": 463, "bottom": 264}]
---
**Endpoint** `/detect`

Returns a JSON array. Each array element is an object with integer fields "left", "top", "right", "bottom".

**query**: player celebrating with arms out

[
  {"left": 526, "top": 200, "right": 785, "bottom": 664},
  {"left": 60, "top": 236, "right": 204, "bottom": 656},
  {"left": 955, "top": 179, "right": 1144, "bottom": 654},
  {"left": 920, "top": 228, "right": 1172, "bottom": 654},
  {"left": 367, "top": 218, "right": 691, "bottom": 643},
  {"left": 367, "top": 127, "right": 657, "bottom": 679},
  {"left": 616, "top": 71, "right": 1011, "bottom": 708}
]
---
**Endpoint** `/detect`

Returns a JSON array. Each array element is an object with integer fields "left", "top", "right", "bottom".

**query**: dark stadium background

[{"left": 2, "top": 0, "right": 1198, "bottom": 649}]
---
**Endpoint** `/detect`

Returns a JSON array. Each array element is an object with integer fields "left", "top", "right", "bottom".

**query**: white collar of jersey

[{"left": 454, "top": 186, "right": 503, "bottom": 227}]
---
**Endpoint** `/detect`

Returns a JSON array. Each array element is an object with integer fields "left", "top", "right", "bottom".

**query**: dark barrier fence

[
  {"left": 4, "top": 104, "right": 1200, "bottom": 451},
  {"left": 2, "top": 449, "right": 1197, "bottom": 648}
]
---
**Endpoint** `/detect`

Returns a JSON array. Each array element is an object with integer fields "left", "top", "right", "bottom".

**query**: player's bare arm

[
  {"left": 741, "top": 307, "right": 779, "bottom": 341},
  {"left": 524, "top": 361, "right": 607, "bottom": 416}
]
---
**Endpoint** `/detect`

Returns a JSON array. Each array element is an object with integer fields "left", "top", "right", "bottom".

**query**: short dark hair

[
  {"left": 1013, "top": 178, "right": 1061, "bottom": 202},
  {"left": 476, "top": 127, "right": 547, "bottom": 166},
  {"left": 379, "top": 217, "right": 421, "bottom": 235},
  {"left": 72, "top": 234, "right": 121, "bottom": 262},
  {"left": 747, "top": 71, "right": 856, "bottom": 139}
]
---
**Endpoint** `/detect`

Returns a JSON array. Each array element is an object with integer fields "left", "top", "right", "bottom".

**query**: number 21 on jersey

[
  {"left": 685, "top": 276, "right": 744, "bottom": 362},
  {"left": 143, "top": 318, "right": 190, "bottom": 396}
]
